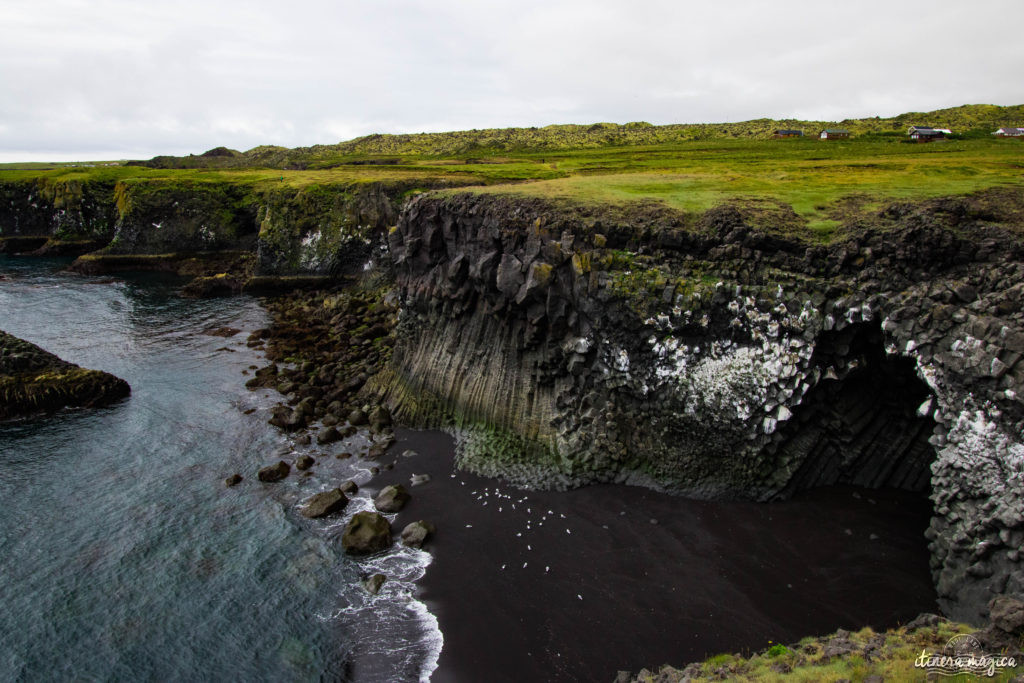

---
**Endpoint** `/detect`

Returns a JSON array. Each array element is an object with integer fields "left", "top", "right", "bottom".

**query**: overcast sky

[{"left": 1, "top": 0, "right": 1021, "bottom": 162}]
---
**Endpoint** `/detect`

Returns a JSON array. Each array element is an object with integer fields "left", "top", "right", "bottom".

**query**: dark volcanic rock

[
  {"left": 316, "top": 426, "right": 341, "bottom": 444},
  {"left": 374, "top": 484, "right": 411, "bottom": 513},
  {"left": 0, "top": 330, "right": 131, "bottom": 420},
  {"left": 990, "top": 595, "right": 1024, "bottom": 635},
  {"left": 257, "top": 460, "right": 290, "bottom": 482},
  {"left": 224, "top": 473, "right": 243, "bottom": 487},
  {"left": 300, "top": 488, "right": 349, "bottom": 518},
  {"left": 400, "top": 520, "right": 435, "bottom": 548},
  {"left": 295, "top": 454, "right": 315, "bottom": 470},
  {"left": 339, "top": 480, "right": 359, "bottom": 495},
  {"left": 342, "top": 511, "right": 392, "bottom": 555},
  {"left": 373, "top": 190, "right": 1024, "bottom": 623}
]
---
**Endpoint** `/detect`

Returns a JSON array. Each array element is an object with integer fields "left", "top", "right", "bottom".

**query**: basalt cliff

[{"left": 2, "top": 174, "right": 1023, "bottom": 623}]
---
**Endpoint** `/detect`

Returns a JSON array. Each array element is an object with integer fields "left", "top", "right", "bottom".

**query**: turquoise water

[{"left": 0, "top": 257, "right": 436, "bottom": 682}]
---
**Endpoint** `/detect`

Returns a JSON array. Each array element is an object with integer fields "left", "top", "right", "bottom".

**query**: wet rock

[
  {"left": 400, "top": 520, "right": 436, "bottom": 548},
  {"left": 257, "top": 460, "right": 290, "bottom": 482},
  {"left": 348, "top": 408, "right": 368, "bottom": 426},
  {"left": 224, "top": 473, "right": 243, "bottom": 487},
  {"left": 295, "top": 433, "right": 311, "bottom": 446},
  {"left": 363, "top": 573, "right": 386, "bottom": 595},
  {"left": 368, "top": 405, "right": 392, "bottom": 431},
  {"left": 339, "top": 480, "right": 358, "bottom": 495},
  {"left": 342, "top": 511, "right": 392, "bottom": 555},
  {"left": 300, "top": 488, "right": 349, "bottom": 518},
  {"left": 410, "top": 473, "right": 431, "bottom": 487},
  {"left": 269, "top": 407, "right": 307, "bottom": 431},
  {"left": 374, "top": 484, "right": 411, "bottom": 513},
  {"left": 316, "top": 426, "right": 341, "bottom": 444},
  {"left": 295, "top": 454, "right": 315, "bottom": 471},
  {"left": 401, "top": 449, "right": 419, "bottom": 458}
]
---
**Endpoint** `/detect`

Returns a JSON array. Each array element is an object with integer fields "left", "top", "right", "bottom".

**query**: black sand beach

[{"left": 370, "top": 429, "right": 937, "bottom": 682}]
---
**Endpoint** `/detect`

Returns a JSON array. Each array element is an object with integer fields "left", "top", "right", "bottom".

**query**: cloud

[{"left": 0, "top": 0, "right": 1021, "bottom": 161}]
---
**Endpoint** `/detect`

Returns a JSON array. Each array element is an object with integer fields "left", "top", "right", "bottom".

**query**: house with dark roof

[
  {"left": 993, "top": 127, "right": 1024, "bottom": 137},
  {"left": 908, "top": 126, "right": 948, "bottom": 141},
  {"left": 773, "top": 129, "right": 803, "bottom": 138},
  {"left": 819, "top": 129, "right": 850, "bottom": 140}
]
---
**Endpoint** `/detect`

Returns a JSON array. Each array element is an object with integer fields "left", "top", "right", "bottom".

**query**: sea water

[{"left": 0, "top": 256, "right": 438, "bottom": 682}]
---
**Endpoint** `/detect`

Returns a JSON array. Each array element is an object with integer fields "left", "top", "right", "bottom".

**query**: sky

[{"left": 1, "top": 0, "right": 1022, "bottom": 162}]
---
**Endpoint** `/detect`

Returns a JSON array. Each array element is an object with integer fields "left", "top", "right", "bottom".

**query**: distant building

[
  {"left": 819, "top": 129, "right": 850, "bottom": 140},
  {"left": 993, "top": 127, "right": 1024, "bottom": 137},
  {"left": 773, "top": 129, "right": 804, "bottom": 138},
  {"left": 908, "top": 126, "right": 948, "bottom": 141}
]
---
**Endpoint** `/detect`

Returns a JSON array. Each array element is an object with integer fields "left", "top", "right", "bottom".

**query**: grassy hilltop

[{"left": 1, "top": 103, "right": 1022, "bottom": 241}]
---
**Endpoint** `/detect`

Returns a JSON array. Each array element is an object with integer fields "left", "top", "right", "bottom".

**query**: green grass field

[{"left": 2, "top": 105, "right": 1022, "bottom": 241}]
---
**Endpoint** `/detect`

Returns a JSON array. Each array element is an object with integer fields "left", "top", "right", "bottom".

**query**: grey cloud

[{"left": 0, "top": 0, "right": 1021, "bottom": 161}]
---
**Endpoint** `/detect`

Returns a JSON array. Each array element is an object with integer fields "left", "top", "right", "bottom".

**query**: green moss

[{"left": 646, "top": 618, "right": 1022, "bottom": 682}]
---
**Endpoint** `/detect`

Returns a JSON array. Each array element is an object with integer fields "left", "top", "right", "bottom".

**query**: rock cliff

[
  {"left": 368, "top": 188, "right": 1024, "bottom": 623},
  {"left": 0, "top": 176, "right": 450, "bottom": 276}
]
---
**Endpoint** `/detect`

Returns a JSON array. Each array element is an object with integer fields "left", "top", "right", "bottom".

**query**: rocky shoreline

[
  {"left": 5, "top": 172, "right": 1024, "bottom": 675},
  {"left": 0, "top": 330, "right": 130, "bottom": 420}
]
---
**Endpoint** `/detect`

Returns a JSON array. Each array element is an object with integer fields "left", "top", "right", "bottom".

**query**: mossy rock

[{"left": 0, "top": 331, "right": 130, "bottom": 420}]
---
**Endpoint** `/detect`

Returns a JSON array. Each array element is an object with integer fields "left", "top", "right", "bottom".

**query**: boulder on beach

[
  {"left": 339, "top": 480, "right": 358, "bottom": 495},
  {"left": 347, "top": 408, "right": 368, "bottom": 426},
  {"left": 295, "top": 454, "right": 316, "bottom": 470},
  {"left": 410, "top": 473, "right": 431, "bottom": 487},
  {"left": 342, "top": 511, "right": 392, "bottom": 555},
  {"left": 257, "top": 460, "right": 291, "bottom": 482},
  {"left": 400, "top": 520, "right": 435, "bottom": 549},
  {"left": 224, "top": 473, "right": 243, "bottom": 487},
  {"left": 374, "top": 484, "right": 411, "bottom": 513},
  {"left": 301, "top": 488, "right": 349, "bottom": 518},
  {"left": 316, "top": 426, "right": 341, "bottom": 444}
]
